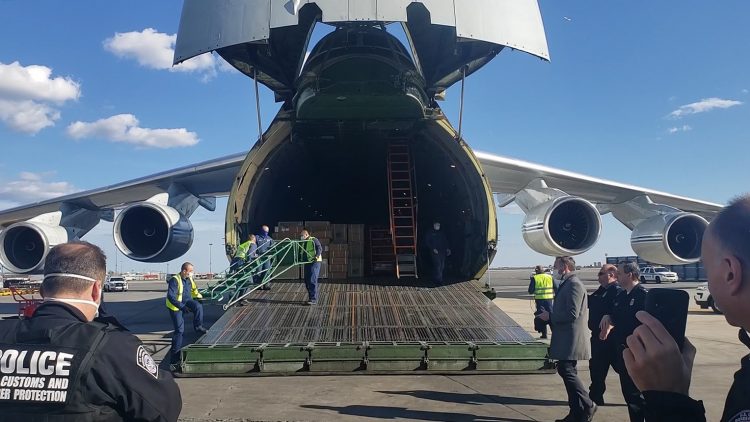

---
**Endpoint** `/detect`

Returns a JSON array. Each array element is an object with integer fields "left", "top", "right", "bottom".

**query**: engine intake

[
  {"left": 522, "top": 196, "right": 602, "bottom": 256},
  {"left": 114, "top": 202, "right": 193, "bottom": 262},
  {"left": 631, "top": 213, "right": 707, "bottom": 264},
  {"left": 0, "top": 222, "right": 68, "bottom": 273}
]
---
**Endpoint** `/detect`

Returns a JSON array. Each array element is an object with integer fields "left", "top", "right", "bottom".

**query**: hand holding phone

[{"left": 644, "top": 289, "right": 689, "bottom": 350}]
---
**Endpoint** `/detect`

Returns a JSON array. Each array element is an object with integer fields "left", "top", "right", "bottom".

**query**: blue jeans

[
  {"left": 304, "top": 261, "right": 321, "bottom": 302},
  {"left": 168, "top": 299, "right": 204, "bottom": 361}
]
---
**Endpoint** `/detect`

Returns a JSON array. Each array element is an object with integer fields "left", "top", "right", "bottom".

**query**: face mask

[
  {"left": 433, "top": 224, "right": 440, "bottom": 230},
  {"left": 263, "top": 229, "right": 269, "bottom": 235},
  {"left": 43, "top": 273, "right": 101, "bottom": 317},
  {"left": 188, "top": 271, "right": 195, "bottom": 278}
]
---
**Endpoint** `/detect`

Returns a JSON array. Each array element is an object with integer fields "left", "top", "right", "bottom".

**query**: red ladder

[{"left": 387, "top": 142, "right": 418, "bottom": 279}]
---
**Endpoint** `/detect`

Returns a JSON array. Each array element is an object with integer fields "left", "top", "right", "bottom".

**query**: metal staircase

[
  {"left": 200, "top": 239, "right": 316, "bottom": 309},
  {"left": 387, "top": 141, "right": 418, "bottom": 279}
]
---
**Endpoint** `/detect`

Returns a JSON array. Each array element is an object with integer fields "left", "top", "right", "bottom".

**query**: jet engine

[
  {"left": 0, "top": 221, "right": 68, "bottom": 273},
  {"left": 114, "top": 202, "right": 193, "bottom": 262},
  {"left": 631, "top": 213, "right": 707, "bottom": 264},
  {"left": 522, "top": 196, "right": 602, "bottom": 256}
]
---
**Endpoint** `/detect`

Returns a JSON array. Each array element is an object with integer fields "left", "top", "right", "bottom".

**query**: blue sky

[{"left": 0, "top": 1, "right": 748, "bottom": 273}]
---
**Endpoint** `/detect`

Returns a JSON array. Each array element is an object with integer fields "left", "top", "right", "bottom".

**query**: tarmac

[{"left": 1, "top": 269, "right": 745, "bottom": 421}]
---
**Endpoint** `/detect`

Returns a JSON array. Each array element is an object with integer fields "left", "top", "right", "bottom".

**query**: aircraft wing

[
  {"left": 474, "top": 150, "right": 722, "bottom": 218},
  {"left": 0, "top": 152, "right": 246, "bottom": 227}
]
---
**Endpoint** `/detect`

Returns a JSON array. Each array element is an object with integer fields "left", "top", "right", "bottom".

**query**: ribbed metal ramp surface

[{"left": 179, "top": 280, "right": 550, "bottom": 376}]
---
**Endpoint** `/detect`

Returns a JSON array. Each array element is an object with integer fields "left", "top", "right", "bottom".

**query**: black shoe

[
  {"left": 195, "top": 326, "right": 208, "bottom": 334},
  {"left": 540, "top": 334, "right": 548, "bottom": 339},
  {"left": 590, "top": 395, "right": 604, "bottom": 406},
  {"left": 554, "top": 414, "right": 575, "bottom": 422}
]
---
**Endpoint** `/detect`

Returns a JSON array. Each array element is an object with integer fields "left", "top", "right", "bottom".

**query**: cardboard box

[
  {"left": 329, "top": 257, "right": 348, "bottom": 265},
  {"left": 348, "top": 224, "right": 365, "bottom": 242},
  {"left": 329, "top": 244, "right": 348, "bottom": 259},
  {"left": 273, "top": 266, "right": 301, "bottom": 280},
  {"left": 348, "top": 242, "right": 364, "bottom": 258},
  {"left": 332, "top": 224, "right": 348, "bottom": 243},
  {"left": 348, "top": 258, "right": 364, "bottom": 277},
  {"left": 329, "top": 264, "right": 348, "bottom": 274}
]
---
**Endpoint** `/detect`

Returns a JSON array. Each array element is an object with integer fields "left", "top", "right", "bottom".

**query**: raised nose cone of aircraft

[{"left": 294, "top": 24, "right": 429, "bottom": 121}]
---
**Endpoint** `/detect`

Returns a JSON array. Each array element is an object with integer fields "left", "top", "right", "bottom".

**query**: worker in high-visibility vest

[
  {"left": 528, "top": 265, "right": 556, "bottom": 339},
  {"left": 231, "top": 234, "right": 257, "bottom": 275},
  {"left": 300, "top": 228, "right": 323, "bottom": 305},
  {"left": 166, "top": 262, "right": 207, "bottom": 365}
]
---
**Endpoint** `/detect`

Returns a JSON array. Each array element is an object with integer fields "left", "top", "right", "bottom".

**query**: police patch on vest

[
  {"left": 0, "top": 347, "right": 74, "bottom": 404},
  {"left": 136, "top": 346, "right": 158, "bottom": 379},
  {"left": 728, "top": 409, "right": 750, "bottom": 422}
]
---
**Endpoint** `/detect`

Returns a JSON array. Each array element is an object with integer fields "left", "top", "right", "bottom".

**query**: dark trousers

[
  {"left": 255, "top": 259, "right": 272, "bottom": 287},
  {"left": 534, "top": 299, "right": 552, "bottom": 337},
  {"left": 168, "top": 300, "right": 204, "bottom": 361},
  {"left": 589, "top": 336, "right": 615, "bottom": 402},
  {"left": 557, "top": 360, "right": 594, "bottom": 419},
  {"left": 431, "top": 253, "right": 445, "bottom": 284},
  {"left": 230, "top": 257, "right": 246, "bottom": 274},
  {"left": 613, "top": 348, "right": 645, "bottom": 422},
  {"left": 304, "top": 261, "right": 321, "bottom": 302}
]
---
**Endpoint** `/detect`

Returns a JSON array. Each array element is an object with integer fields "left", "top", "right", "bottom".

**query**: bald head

[
  {"left": 709, "top": 195, "right": 750, "bottom": 272},
  {"left": 702, "top": 195, "right": 750, "bottom": 328},
  {"left": 598, "top": 263, "right": 617, "bottom": 287},
  {"left": 43, "top": 241, "right": 107, "bottom": 297}
]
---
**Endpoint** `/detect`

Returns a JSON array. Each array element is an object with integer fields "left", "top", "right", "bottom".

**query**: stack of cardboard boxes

[
  {"left": 272, "top": 221, "right": 367, "bottom": 280},
  {"left": 348, "top": 224, "right": 365, "bottom": 277},
  {"left": 273, "top": 221, "right": 304, "bottom": 279}
]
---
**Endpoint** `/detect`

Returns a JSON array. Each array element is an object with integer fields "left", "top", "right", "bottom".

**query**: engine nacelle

[
  {"left": 522, "top": 196, "right": 602, "bottom": 256},
  {"left": 0, "top": 222, "right": 68, "bottom": 273},
  {"left": 113, "top": 202, "right": 193, "bottom": 262},
  {"left": 631, "top": 213, "right": 707, "bottom": 264}
]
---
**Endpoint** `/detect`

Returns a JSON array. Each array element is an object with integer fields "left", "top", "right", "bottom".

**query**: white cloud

[
  {"left": 103, "top": 28, "right": 228, "bottom": 80},
  {"left": 0, "top": 171, "right": 77, "bottom": 206},
  {"left": 0, "top": 99, "right": 60, "bottom": 134},
  {"left": 668, "top": 125, "right": 692, "bottom": 134},
  {"left": 669, "top": 97, "right": 743, "bottom": 118},
  {"left": 743, "top": 89, "right": 749, "bottom": 94},
  {"left": 66, "top": 113, "right": 199, "bottom": 149},
  {"left": 0, "top": 61, "right": 80, "bottom": 134}
]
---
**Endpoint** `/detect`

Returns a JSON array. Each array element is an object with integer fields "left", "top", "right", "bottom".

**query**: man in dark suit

[{"left": 539, "top": 256, "right": 597, "bottom": 422}]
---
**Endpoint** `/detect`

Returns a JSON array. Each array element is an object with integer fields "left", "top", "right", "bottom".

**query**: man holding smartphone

[
  {"left": 624, "top": 195, "right": 750, "bottom": 422},
  {"left": 600, "top": 262, "right": 647, "bottom": 422}
]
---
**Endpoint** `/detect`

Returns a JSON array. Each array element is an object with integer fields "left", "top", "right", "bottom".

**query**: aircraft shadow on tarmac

[
  {"left": 301, "top": 404, "right": 531, "bottom": 421},
  {"left": 377, "top": 390, "right": 567, "bottom": 407}
]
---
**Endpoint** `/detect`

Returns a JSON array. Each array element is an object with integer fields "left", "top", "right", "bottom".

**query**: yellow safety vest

[
  {"left": 166, "top": 274, "right": 203, "bottom": 311},
  {"left": 533, "top": 273, "right": 554, "bottom": 300},
  {"left": 236, "top": 240, "right": 252, "bottom": 259},
  {"left": 303, "top": 237, "right": 323, "bottom": 262}
]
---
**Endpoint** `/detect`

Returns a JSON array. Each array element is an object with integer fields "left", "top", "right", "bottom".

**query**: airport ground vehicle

[
  {"left": 694, "top": 283, "right": 721, "bottom": 314},
  {"left": 104, "top": 276, "right": 129, "bottom": 292},
  {"left": 640, "top": 266, "right": 679, "bottom": 283}
]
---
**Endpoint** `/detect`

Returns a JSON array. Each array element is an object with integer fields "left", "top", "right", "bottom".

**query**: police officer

[
  {"left": 588, "top": 263, "right": 622, "bottom": 406},
  {"left": 0, "top": 241, "right": 181, "bottom": 421},
  {"left": 424, "top": 221, "right": 451, "bottom": 285},
  {"left": 166, "top": 262, "right": 206, "bottom": 365},
  {"left": 600, "top": 262, "right": 647, "bottom": 422},
  {"left": 255, "top": 225, "right": 274, "bottom": 290},
  {"left": 300, "top": 228, "right": 323, "bottom": 305},
  {"left": 528, "top": 265, "right": 555, "bottom": 339}
]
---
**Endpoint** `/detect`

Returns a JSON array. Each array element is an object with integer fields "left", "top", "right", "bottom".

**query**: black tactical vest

[{"left": 0, "top": 319, "right": 121, "bottom": 421}]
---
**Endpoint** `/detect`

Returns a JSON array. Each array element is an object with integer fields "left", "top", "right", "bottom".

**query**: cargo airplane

[{"left": 0, "top": 1, "right": 721, "bottom": 280}]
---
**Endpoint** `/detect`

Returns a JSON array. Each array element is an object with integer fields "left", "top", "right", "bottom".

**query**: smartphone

[{"left": 644, "top": 289, "right": 689, "bottom": 350}]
